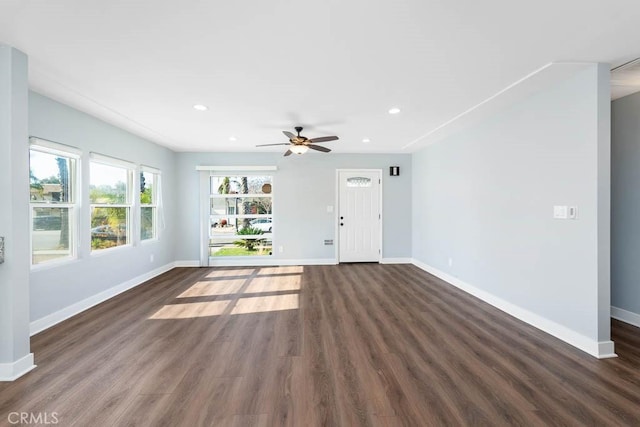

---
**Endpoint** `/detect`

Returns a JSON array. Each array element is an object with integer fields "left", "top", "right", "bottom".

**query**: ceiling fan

[{"left": 256, "top": 126, "right": 339, "bottom": 156}]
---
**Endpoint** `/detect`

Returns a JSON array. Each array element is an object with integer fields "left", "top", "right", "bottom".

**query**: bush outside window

[
  {"left": 209, "top": 175, "right": 273, "bottom": 257},
  {"left": 90, "top": 156, "right": 133, "bottom": 251}
]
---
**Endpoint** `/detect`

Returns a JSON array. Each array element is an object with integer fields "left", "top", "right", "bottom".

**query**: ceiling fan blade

[
  {"left": 284, "top": 149, "right": 293, "bottom": 157},
  {"left": 256, "top": 143, "right": 291, "bottom": 147},
  {"left": 307, "top": 144, "right": 331, "bottom": 153},
  {"left": 308, "top": 136, "right": 339, "bottom": 143},
  {"left": 283, "top": 131, "right": 296, "bottom": 139}
]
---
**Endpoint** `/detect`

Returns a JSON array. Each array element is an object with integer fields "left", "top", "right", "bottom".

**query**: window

[
  {"left": 90, "top": 154, "right": 134, "bottom": 251},
  {"left": 140, "top": 167, "right": 159, "bottom": 241},
  {"left": 29, "top": 138, "right": 80, "bottom": 266},
  {"left": 346, "top": 177, "right": 372, "bottom": 187},
  {"left": 209, "top": 175, "right": 273, "bottom": 257}
]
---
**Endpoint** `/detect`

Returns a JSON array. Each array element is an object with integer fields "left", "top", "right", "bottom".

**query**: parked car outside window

[{"left": 246, "top": 218, "right": 272, "bottom": 232}]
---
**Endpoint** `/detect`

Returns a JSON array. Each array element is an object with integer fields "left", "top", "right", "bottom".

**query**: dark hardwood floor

[{"left": 1, "top": 264, "right": 640, "bottom": 426}]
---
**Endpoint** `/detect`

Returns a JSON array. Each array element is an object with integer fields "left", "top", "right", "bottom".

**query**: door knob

[
  {"left": 340, "top": 223, "right": 344, "bottom": 226},
  {"left": 340, "top": 216, "right": 344, "bottom": 219}
]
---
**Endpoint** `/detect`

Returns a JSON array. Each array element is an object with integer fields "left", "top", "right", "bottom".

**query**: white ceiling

[{"left": 1, "top": 0, "right": 639, "bottom": 153}]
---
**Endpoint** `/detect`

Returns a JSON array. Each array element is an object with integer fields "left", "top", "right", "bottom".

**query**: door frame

[{"left": 335, "top": 169, "right": 383, "bottom": 264}]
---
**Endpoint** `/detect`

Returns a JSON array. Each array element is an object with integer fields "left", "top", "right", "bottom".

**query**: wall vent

[{"left": 324, "top": 239, "right": 334, "bottom": 246}]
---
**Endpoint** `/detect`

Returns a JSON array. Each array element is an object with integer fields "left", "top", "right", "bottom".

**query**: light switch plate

[
  {"left": 553, "top": 206, "right": 568, "bottom": 219},
  {"left": 0, "top": 236, "right": 4, "bottom": 264}
]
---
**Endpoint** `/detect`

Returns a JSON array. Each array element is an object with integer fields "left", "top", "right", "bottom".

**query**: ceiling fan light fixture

[
  {"left": 193, "top": 104, "right": 208, "bottom": 111},
  {"left": 388, "top": 107, "right": 401, "bottom": 114},
  {"left": 290, "top": 145, "right": 309, "bottom": 155}
]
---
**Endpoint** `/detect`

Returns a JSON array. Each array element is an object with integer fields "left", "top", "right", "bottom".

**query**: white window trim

[
  {"left": 29, "top": 138, "right": 81, "bottom": 269},
  {"left": 90, "top": 152, "right": 136, "bottom": 169},
  {"left": 30, "top": 137, "right": 82, "bottom": 157},
  {"left": 141, "top": 165, "right": 161, "bottom": 175},
  {"left": 196, "top": 165, "right": 277, "bottom": 172}
]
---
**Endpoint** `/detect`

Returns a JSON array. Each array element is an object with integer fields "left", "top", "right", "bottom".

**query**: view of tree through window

[
  {"left": 209, "top": 175, "right": 273, "bottom": 257},
  {"left": 140, "top": 169, "right": 158, "bottom": 240},
  {"left": 90, "top": 160, "right": 132, "bottom": 251},
  {"left": 29, "top": 146, "right": 77, "bottom": 265}
]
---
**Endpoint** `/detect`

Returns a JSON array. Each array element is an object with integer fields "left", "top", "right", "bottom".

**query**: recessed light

[
  {"left": 388, "top": 107, "right": 401, "bottom": 114},
  {"left": 193, "top": 104, "right": 208, "bottom": 111},
  {"left": 362, "top": 138, "right": 371, "bottom": 143},
  {"left": 229, "top": 136, "right": 237, "bottom": 142}
]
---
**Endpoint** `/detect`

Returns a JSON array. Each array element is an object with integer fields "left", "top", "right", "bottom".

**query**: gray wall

[
  {"left": 29, "top": 92, "right": 177, "bottom": 323},
  {"left": 412, "top": 64, "right": 610, "bottom": 344},
  {"left": 0, "top": 46, "right": 31, "bottom": 368},
  {"left": 175, "top": 152, "right": 412, "bottom": 262},
  {"left": 612, "top": 91, "right": 640, "bottom": 316}
]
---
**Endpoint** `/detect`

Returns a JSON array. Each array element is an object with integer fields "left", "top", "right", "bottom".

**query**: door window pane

[{"left": 346, "top": 177, "right": 372, "bottom": 187}]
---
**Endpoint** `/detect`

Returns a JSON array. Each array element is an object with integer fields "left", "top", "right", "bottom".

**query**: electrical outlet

[
  {"left": 279, "top": 246, "right": 284, "bottom": 253},
  {"left": 150, "top": 254, "right": 154, "bottom": 263},
  {"left": 448, "top": 257, "right": 453, "bottom": 267}
]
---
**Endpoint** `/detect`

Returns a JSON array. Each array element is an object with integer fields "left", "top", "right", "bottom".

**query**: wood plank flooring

[{"left": 1, "top": 264, "right": 640, "bottom": 426}]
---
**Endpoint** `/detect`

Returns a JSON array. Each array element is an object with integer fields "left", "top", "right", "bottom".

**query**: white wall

[
  {"left": 175, "top": 152, "right": 412, "bottom": 263},
  {"left": 411, "top": 64, "right": 612, "bottom": 357},
  {"left": 28, "top": 92, "right": 177, "bottom": 325},
  {"left": 612, "top": 91, "right": 640, "bottom": 325}
]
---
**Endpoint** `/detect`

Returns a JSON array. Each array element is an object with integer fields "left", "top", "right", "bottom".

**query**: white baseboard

[
  {"left": 30, "top": 262, "right": 176, "bottom": 336},
  {"left": 611, "top": 306, "right": 640, "bottom": 328},
  {"left": 174, "top": 260, "right": 200, "bottom": 267},
  {"left": 0, "top": 353, "right": 36, "bottom": 381},
  {"left": 411, "top": 259, "right": 616, "bottom": 359},
  {"left": 208, "top": 258, "right": 337, "bottom": 267},
  {"left": 380, "top": 258, "right": 412, "bottom": 264}
]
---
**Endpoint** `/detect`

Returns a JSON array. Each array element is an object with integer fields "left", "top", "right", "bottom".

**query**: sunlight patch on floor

[
  {"left": 205, "top": 268, "right": 256, "bottom": 279},
  {"left": 177, "top": 280, "right": 246, "bottom": 298},
  {"left": 244, "top": 275, "right": 301, "bottom": 294},
  {"left": 256, "top": 266, "right": 304, "bottom": 275},
  {"left": 149, "top": 301, "right": 231, "bottom": 319},
  {"left": 231, "top": 294, "right": 299, "bottom": 315}
]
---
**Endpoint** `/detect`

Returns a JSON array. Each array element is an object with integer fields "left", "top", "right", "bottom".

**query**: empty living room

[{"left": 2, "top": 1, "right": 640, "bottom": 425}]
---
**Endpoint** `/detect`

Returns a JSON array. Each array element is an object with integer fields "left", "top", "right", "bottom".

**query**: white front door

[{"left": 338, "top": 170, "right": 381, "bottom": 263}]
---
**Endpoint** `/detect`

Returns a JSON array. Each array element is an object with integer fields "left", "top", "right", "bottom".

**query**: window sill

[
  {"left": 90, "top": 244, "right": 133, "bottom": 257},
  {"left": 31, "top": 256, "right": 80, "bottom": 272}
]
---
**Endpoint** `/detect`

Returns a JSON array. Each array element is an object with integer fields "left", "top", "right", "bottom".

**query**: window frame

[
  {"left": 29, "top": 137, "right": 81, "bottom": 269},
  {"left": 89, "top": 153, "right": 135, "bottom": 253},
  {"left": 140, "top": 165, "right": 160, "bottom": 243},
  {"left": 208, "top": 173, "right": 274, "bottom": 259}
]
